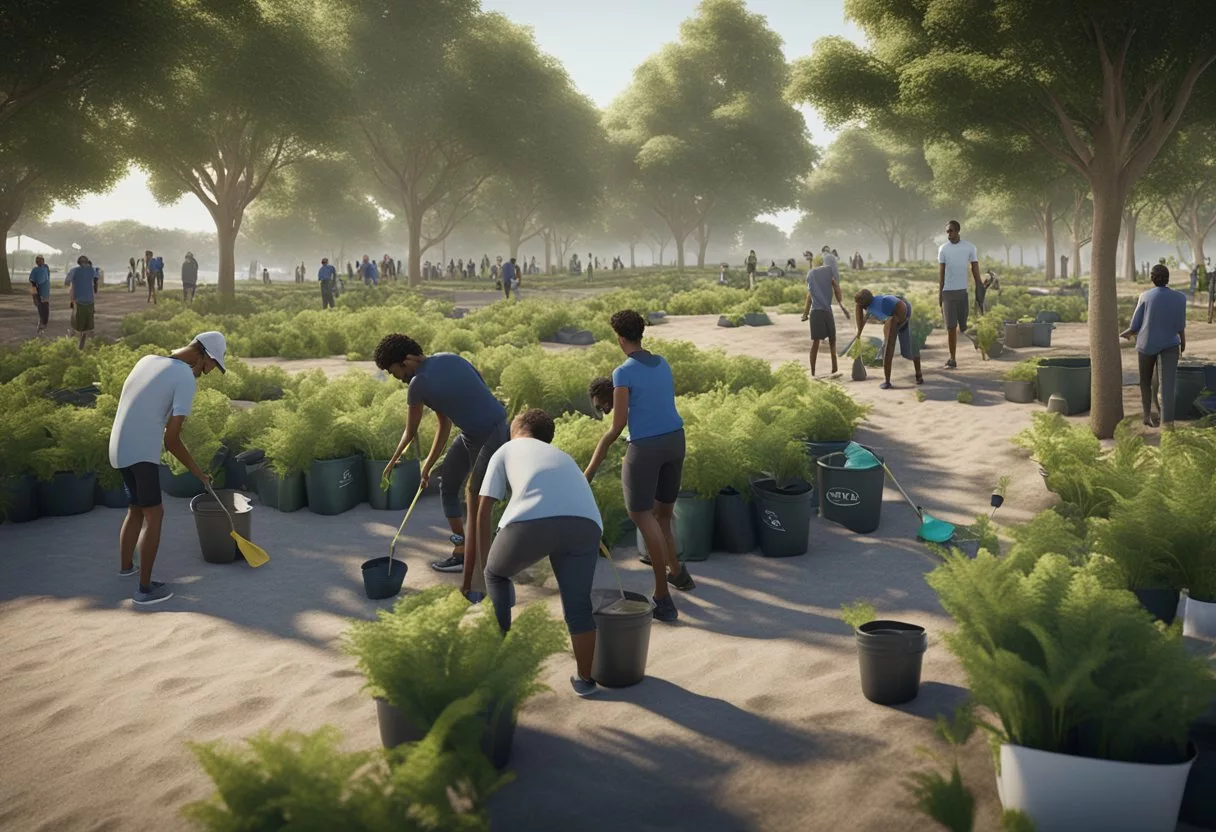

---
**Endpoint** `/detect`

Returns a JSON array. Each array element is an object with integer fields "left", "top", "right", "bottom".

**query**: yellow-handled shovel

[{"left": 204, "top": 482, "right": 269, "bottom": 568}]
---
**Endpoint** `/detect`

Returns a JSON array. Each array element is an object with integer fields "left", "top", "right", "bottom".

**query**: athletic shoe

[
  {"left": 652, "top": 594, "right": 678, "bottom": 623},
  {"left": 879, "top": 381, "right": 894, "bottom": 390},
  {"left": 133, "top": 582, "right": 173, "bottom": 606},
  {"left": 668, "top": 565, "right": 696, "bottom": 591},
  {"left": 570, "top": 675, "right": 599, "bottom": 697},
  {"left": 119, "top": 563, "right": 139, "bottom": 577},
  {"left": 431, "top": 554, "right": 465, "bottom": 573},
  {"left": 944, "top": 359, "right": 957, "bottom": 369},
  {"left": 915, "top": 374, "right": 925, "bottom": 385}
]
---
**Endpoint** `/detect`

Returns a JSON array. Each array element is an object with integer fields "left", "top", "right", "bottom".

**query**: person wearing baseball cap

[{"left": 108, "top": 331, "right": 226, "bottom": 606}]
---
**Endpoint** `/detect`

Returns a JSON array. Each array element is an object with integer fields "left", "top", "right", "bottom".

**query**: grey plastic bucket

[
  {"left": 750, "top": 478, "right": 814, "bottom": 557},
  {"left": 3, "top": 474, "right": 40, "bottom": 523},
  {"left": 856, "top": 620, "right": 927, "bottom": 705},
  {"left": 189, "top": 490, "right": 252, "bottom": 564},
  {"left": 816, "top": 450, "right": 885, "bottom": 534},
  {"left": 804, "top": 440, "right": 851, "bottom": 508},
  {"left": 306, "top": 454, "right": 365, "bottom": 515},
  {"left": 591, "top": 589, "right": 654, "bottom": 688},
  {"left": 1004, "top": 380, "right": 1037, "bottom": 403},
  {"left": 1031, "top": 322, "right": 1053, "bottom": 347}
]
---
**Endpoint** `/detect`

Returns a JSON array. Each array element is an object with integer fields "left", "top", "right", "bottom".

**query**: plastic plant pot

[
  {"left": 1036, "top": 357, "right": 1091, "bottom": 415},
  {"left": 1181, "top": 710, "right": 1216, "bottom": 828},
  {"left": 673, "top": 492, "right": 714, "bottom": 561},
  {"left": 1132, "top": 587, "right": 1180, "bottom": 626},
  {"left": 94, "top": 480, "right": 130, "bottom": 509},
  {"left": 374, "top": 695, "right": 516, "bottom": 769},
  {"left": 1004, "top": 380, "right": 1037, "bottom": 403},
  {"left": 361, "top": 557, "right": 407, "bottom": 600},
  {"left": 160, "top": 446, "right": 229, "bottom": 499},
  {"left": 255, "top": 467, "right": 307, "bottom": 512},
  {"left": 189, "top": 490, "right": 253, "bottom": 564},
  {"left": 1173, "top": 365, "right": 1208, "bottom": 420},
  {"left": 305, "top": 454, "right": 365, "bottom": 516},
  {"left": 816, "top": 449, "right": 885, "bottom": 535},
  {"left": 37, "top": 472, "right": 96, "bottom": 517},
  {"left": 717, "top": 315, "right": 738, "bottom": 328},
  {"left": 1035, "top": 311, "right": 1062, "bottom": 324},
  {"left": 750, "top": 477, "right": 814, "bottom": 557},
  {"left": 1183, "top": 591, "right": 1216, "bottom": 639},
  {"left": 855, "top": 620, "right": 927, "bottom": 705},
  {"left": 713, "top": 487, "right": 756, "bottom": 553},
  {"left": 1004, "top": 323, "right": 1035, "bottom": 348},
  {"left": 591, "top": 589, "right": 654, "bottom": 688},
  {"left": 743, "top": 312, "right": 772, "bottom": 326},
  {"left": 2, "top": 475, "right": 40, "bottom": 523},
  {"left": 365, "top": 458, "right": 421, "bottom": 511},
  {"left": 1031, "top": 322, "right": 1054, "bottom": 347}
]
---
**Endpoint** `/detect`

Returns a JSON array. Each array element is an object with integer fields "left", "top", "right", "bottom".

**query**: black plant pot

[
  {"left": 1181, "top": 705, "right": 1216, "bottom": 829},
  {"left": 362, "top": 557, "right": 407, "bottom": 600},
  {"left": 2, "top": 474, "right": 40, "bottom": 523},
  {"left": 375, "top": 696, "right": 515, "bottom": 769},
  {"left": 37, "top": 472, "right": 97, "bottom": 517},
  {"left": 713, "top": 487, "right": 756, "bottom": 553},
  {"left": 1133, "top": 587, "right": 1180, "bottom": 626},
  {"left": 855, "top": 620, "right": 927, "bottom": 705}
]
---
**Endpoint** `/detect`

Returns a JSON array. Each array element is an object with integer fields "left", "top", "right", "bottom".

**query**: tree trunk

[
  {"left": 1189, "top": 231, "right": 1206, "bottom": 268},
  {"left": 884, "top": 232, "right": 895, "bottom": 263},
  {"left": 214, "top": 208, "right": 240, "bottom": 301},
  {"left": 1071, "top": 237, "right": 1083, "bottom": 279},
  {"left": 695, "top": 223, "right": 710, "bottom": 267},
  {"left": 675, "top": 236, "right": 686, "bottom": 271},
  {"left": 1121, "top": 209, "right": 1138, "bottom": 281},
  {"left": 1004, "top": 244, "right": 1012, "bottom": 266},
  {"left": 1019, "top": 245, "right": 1024, "bottom": 266},
  {"left": 628, "top": 243, "right": 636, "bottom": 268},
  {"left": 407, "top": 210, "right": 424, "bottom": 287},
  {"left": 508, "top": 229, "right": 521, "bottom": 261},
  {"left": 1043, "top": 202, "right": 1056, "bottom": 280},
  {"left": 898, "top": 234, "right": 906, "bottom": 262},
  {"left": 543, "top": 232, "right": 552, "bottom": 273},
  {"left": 1088, "top": 179, "right": 1125, "bottom": 439},
  {"left": 0, "top": 222, "right": 14, "bottom": 295}
]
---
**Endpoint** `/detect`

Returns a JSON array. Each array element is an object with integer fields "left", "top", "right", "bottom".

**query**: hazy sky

[{"left": 48, "top": 0, "right": 862, "bottom": 234}]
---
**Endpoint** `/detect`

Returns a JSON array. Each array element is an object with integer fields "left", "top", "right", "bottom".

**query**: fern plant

[
  {"left": 927, "top": 550, "right": 1216, "bottom": 764},
  {"left": 1003, "top": 358, "right": 1041, "bottom": 383},
  {"left": 344, "top": 587, "right": 568, "bottom": 736},
  {"left": 840, "top": 601, "right": 876, "bottom": 630},
  {"left": 974, "top": 316, "right": 1000, "bottom": 360},
  {"left": 161, "top": 389, "right": 231, "bottom": 477},
  {"left": 29, "top": 405, "right": 112, "bottom": 481}
]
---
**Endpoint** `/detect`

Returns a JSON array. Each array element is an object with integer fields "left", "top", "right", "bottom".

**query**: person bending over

[
  {"left": 375, "top": 334, "right": 509, "bottom": 599},
  {"left": 853, "top": 289, "right": 924, "bottom": 390},
  {"left": 584, "top": 310, "right": 693, "bottom": 624},
  {"left": 478, "top": 408, "right": 603, "bottom": 697}
]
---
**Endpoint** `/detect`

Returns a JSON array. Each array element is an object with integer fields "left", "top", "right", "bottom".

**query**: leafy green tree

[
  {"left": 1142, "top": 126, "right": 1216, "bottom": 266},
  {"left": 133, "top": 1, "right": 340, "bottom": 300},
  {"left": 736, "top": 220, "right": 789, "bottom": 264},
  {"left": 605, "top": 0, "right": 812, "bottom": 270},
  {"left": 789, "top": 1, "right": 1216, "bottom": 437}
]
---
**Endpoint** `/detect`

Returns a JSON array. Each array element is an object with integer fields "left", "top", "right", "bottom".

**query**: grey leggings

[
  {"left": 485, "top": 516, "right": 601, "bottom": 635},
  {"left": 1140, "top": 345, "right": 1179, "bottom": 423},
  {"left": 437, "top": 421, "right": 508, "bottom": 518}
]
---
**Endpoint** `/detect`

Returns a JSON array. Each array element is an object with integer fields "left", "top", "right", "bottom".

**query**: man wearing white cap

[{"left": 109, "top": 331, "right": 227, "bottom": 606}]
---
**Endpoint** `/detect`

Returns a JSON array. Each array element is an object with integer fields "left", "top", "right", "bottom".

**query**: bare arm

[
  {"left": 971, "top": 260, "right": 982, "bottom": 292},
  {"left": 584, "top": 386, "right": 630, "bottom": 481},
  {"left": 163, "top": 415, "right": 207, "bottom": 481},
  {"left": 420, "top": 412, "right": 451, "bottom": 478},
  {"left": 938, "top": 263, "right": 945, "bottom": 303},
  {"left": 834, "top": 279, "right": 846, "bottom": 316},
  {"left": 854, "top": 305, "right": 867, "bottom": 337},
  {"left": 801, "top": 291, "right": 812, "bottom": 320}
]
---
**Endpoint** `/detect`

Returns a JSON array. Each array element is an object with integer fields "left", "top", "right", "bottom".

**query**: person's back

[
  {"left": 109, "top": 355, "right": 197, "bottom": 468},
  {"left": 408, "top": 352, "right": 506, "bottom": 441},
  {"left": 865, "top": 294, "right": 902, "bottom": 321},
  {"left": 502, "top": 260, "right": 516, "bottom": 284},
  {"left": 613, "top": 351, "right": 683, "bottom": 441},
  {"left": 806, "top": 264, "right": 835, "bottom": 311},
  {"left": 488, "top": 437, "right": 601, "bottom": 528},
  {"left": 69, "top": 264, "right": 96, "bottom": 304},
  {"left": 1132, "top": 285, "right": 1187, "bottom": 355},
  {"left": 182, "top": 257, "right": 198, "bottom": 285}
]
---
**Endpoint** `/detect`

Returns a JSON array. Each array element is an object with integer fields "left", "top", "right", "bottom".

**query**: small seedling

[
  {"left": 915, "top": 389, "right": 927, "bottom": 403},
  {"left": 956, "top": 388, "right": 973, "bottom": 404},
  {"left": 840, "top": 601, "right": 876, "bottom": 630}
]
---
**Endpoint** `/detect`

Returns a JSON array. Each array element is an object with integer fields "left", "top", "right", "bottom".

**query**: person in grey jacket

[
  {"left": 181, "top": 252, "right": 199, "bottom": 303},
  {"left": 1122, "top": 264, "right": 1188, "bottom": 429}
]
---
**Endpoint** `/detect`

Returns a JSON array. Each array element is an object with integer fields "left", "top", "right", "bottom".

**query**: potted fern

[
  {"left": 159, "top": 389, "right": 232, "bottom": 499},
  {"left": 1002, "top": 359, "right": 1040, "bottom": 403},
  {"left": 0, "top": 394, "right": 55, "bottom": 523},
  {"left": 974, "top": 315, "right": 1003, "bottom": 359},
  {"left": 928, "top": 550, "right": 1216, "bottom": 832},
  {"left": 344, "top": 391, "right": 426, "bottom": 512},
  {"left": 841, "top": 601, "right": 927, "bottom": 705},
  {"left": 29, "top": 406, "right": 111, "bottom": 517},
  {"left": 345, "top": 586, "right": 567, "bottom": 770}
]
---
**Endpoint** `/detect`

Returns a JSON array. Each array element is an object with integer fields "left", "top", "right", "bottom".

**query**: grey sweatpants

[
  {"left": 1140, "top": 345, "right": 1179, "bottom": 423},
  {"left": 437, "top": 420, "right": 509, "bottom": 519},
  {"left": 485, "top": 516, "right": 601, "bottom": 635}
]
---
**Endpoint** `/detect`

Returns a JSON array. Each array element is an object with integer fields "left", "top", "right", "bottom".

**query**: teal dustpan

[{"left": 842, "top": 442, "right": 956, "bottom": 543}]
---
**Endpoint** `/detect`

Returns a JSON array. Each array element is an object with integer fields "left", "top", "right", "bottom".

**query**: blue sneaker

[
  {"left": 133, "top": 581, "right": 173, "bottom": 606},
  {"left": 652, "top": 594, "right": 678, "bottom": 623},
  {"left": 570, "top": 675, "right": 599, "bottom": 697}
]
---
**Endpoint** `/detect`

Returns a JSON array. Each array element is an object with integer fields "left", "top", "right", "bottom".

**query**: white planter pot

[
  {"left": 1182, "top": 590, "right": 1216, "bottom": 638},
  {"left": 996, "top": 743, "right": 1193, "bottom": 832}
]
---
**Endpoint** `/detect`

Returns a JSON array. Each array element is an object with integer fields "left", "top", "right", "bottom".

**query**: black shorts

[
  {"left": 119, "top": 462, "right": 162, "bottom": 508},
  {"left": 622, "top": 429, "right": 685, "bottom": 513},
  {"left": 809, "top": 309, "right": 835, "bottom": 340}
]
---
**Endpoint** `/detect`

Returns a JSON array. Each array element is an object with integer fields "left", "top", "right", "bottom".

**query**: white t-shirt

[
  {"left": 109, "top": 355, "right": 197, "bottom": 468},
  {"left": 938, "top": 240, "right": 978, "bottom": 291},
  {"left": 480, "top": 437, "right": 603, "bottom": 531}
]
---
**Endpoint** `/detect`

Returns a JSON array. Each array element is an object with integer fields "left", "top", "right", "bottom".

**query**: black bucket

[
  {"left": 37, "top": 472, "right": 96, "bottom": 517},
  {"left": 1175, "top": 366, "right": 1208, "bottom": 420},
  {"left": 375, "top": 695, "right": 516, "bottom": 769},
  {"left": 713, "top": 488, "right": 756, "bottom": 553},
  {"left": 1181, "top": 708, "right": 1216, "bottom": 828},
  {"left": 750, "top": 478, "right": 814, "bottom": 558},
  {"left": 362, "top": 557, "right": 407, "bottom": 600},
  {"left": 816, "top": 449, "right": 885, "bottom": 534},
  {"left": 856, "top": 620, "right": 927, "bottom": 705},
  {"left": 2, "top": 474, "right": 40, "bottom": 523},
  {"left": 591, "top": 590, "right": 654, "bottom": 688},
  {"left": 1133, "top": 587, "right": 1181, "bottom": 626}
]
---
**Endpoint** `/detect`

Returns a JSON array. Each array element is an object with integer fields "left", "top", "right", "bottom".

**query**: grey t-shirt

[
  {"left": 805, "top": 264, "right": 836, "bottom": 311},
  {"left": 1129, "top": 286, "right": 1186, "bottom": 356},
  {"left": 406, "top": 352, "right": 506, "bottom": 442}
]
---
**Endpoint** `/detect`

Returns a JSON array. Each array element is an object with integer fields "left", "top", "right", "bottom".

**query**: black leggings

[{"left": 1139, "top": 346, "right": 1179, "bottom": 423}]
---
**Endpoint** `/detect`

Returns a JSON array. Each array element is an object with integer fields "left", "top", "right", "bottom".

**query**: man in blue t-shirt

[
  {"left": 501, "top": 257, "right": 516, "bottom": 301},
  {"left": 317, "top": 257, "right": 337, "bottom": 309},
  {"left": 374, "top": 333, "right": 509, "bottom": 599},
  {"left": 852, "top": 288, "right": 924, "bottom": 389},
  {"left": 67, "top": 255, "right": 96, "bottom": 349},
  {"left": 360, "top": 255, "right": 378, "bottom": 286},
  {"left": 28, "top": 255, "right": 51, "bottom": 334}
]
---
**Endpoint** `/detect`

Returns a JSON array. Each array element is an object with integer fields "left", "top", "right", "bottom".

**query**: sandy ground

[{"left": 2, "top": 311, "right": 1215, "bottom": 831}]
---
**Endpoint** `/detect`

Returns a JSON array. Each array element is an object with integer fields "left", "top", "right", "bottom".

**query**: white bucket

[{"left": 1182, "top": 591, "right": 1216, "bottom": 639}]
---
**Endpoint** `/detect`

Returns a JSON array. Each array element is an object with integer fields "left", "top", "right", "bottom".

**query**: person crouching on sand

[
  {"left": 852, "top": 289, "right": 924, "bottom": 390},
  {"left": 477, "top": 408, "right": 603, "bottom": 697}
]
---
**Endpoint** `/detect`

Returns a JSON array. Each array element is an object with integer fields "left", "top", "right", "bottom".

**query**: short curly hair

[
  {"left": 610, "top": 309, "right": 646, "bottom": 343},
  {"left": 854, "top": 289, "right": 874, "bottom": 309},
  {"left": 588, "top": 376, "right": 613, "bottom": 403},
  {"left": 373, "top": 333, "right": 423, "bottom": 370},
  {"left": 516, "top": 408, "right": 555, "bottom": 443}
]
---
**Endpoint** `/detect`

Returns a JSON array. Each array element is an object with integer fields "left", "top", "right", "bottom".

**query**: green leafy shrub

[
  {"left": 0, "top": 385, "right": 57, "bottom": 478},
  {"left": 1003, "top": 358, "right": 1041, "bottom": 383},
  {"left": 1005, "top": 509, "right": 1087, "bottom": 572},
  {"left": 29, "top": 405, "right": 112, "bottom": 481},
  {"left": 973, "top": 317, "right": 1000, "bottom": 360},
  {"left": 158, "top": 389, "right": 232, "bottom": 476},
  {"left": 927, "top": 550, "right": 1216, "bottom": 764},
  {"left": 344, "top": 587, "right": 568, "bottom": 735},
  {"left": 956, "top": 388, "right": 973, "bottom": 404},
  {"left": 840, "top": 601, "right": 876, "bottom": 630}
]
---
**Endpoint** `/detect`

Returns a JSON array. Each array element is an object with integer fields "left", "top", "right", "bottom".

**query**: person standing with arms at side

[
  {"left": 144, "top": 249, "right": 158, "bottom": 303},
  {"left": 509, "top": 257, "right": 521, "bottom": 300},
  {"left": 746, "top": 249, "right": 758, "bottom": 289},
  {"left": 67, "top": 255, "right": 96, "bottom": 350},
  {"left": 360, "top": 254, "right": 378, "bottom": 287},
  {"left": 501, "top": 256, "right": 516, "bottom": 301},
  {"left": 28, "top": 255, "right": 50, "bottom": 335},
  {"left": 937, "top": 220, "right": 982, "bottom": 369},
  {"left": 584, "top": 310, "right": 694, "bottom": 624},
  {"left": 374, "top": 334, "right": 510, "bottom": 600},
  {"left": 1122, "top": 264, "right": 1188, "bottom": 429},
  {"left": 150, "top": 250, "right": 165, "bottom": 293},
  {"left": 109, "top": 331, "right": 227, "bottom": 605},
  {"left": 181, "top": 251, "right": 199, "bottom": 304},
  {"left": 262, "top": 267, "right": 270, "bottom": 285},
  {"left": 318, "top": 257, "right": 337, "bottom": 309},
  {"left": 1206, "top": 257, "right": 1215, "bottom": 324},
  {"left": 800, "top": 250, "right": 849, "bottom": 376}
]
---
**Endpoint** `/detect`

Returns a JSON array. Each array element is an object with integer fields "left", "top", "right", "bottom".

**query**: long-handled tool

[
  {"left": 388, "top": 484, "right": 426, "bottom": 576},
  {"left": 842, "top": 443, "right": 956, "bottom": 543},
  {"left": 203, "top": 482, "right": 270, "bottom": 567},
  {"left": 599, "top": 541, "right": 627, "bottom": 603}
]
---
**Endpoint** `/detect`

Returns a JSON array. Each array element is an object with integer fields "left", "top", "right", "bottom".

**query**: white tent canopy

[{"left": 6, "top": 235, "right": 63, "bottom": 256}]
